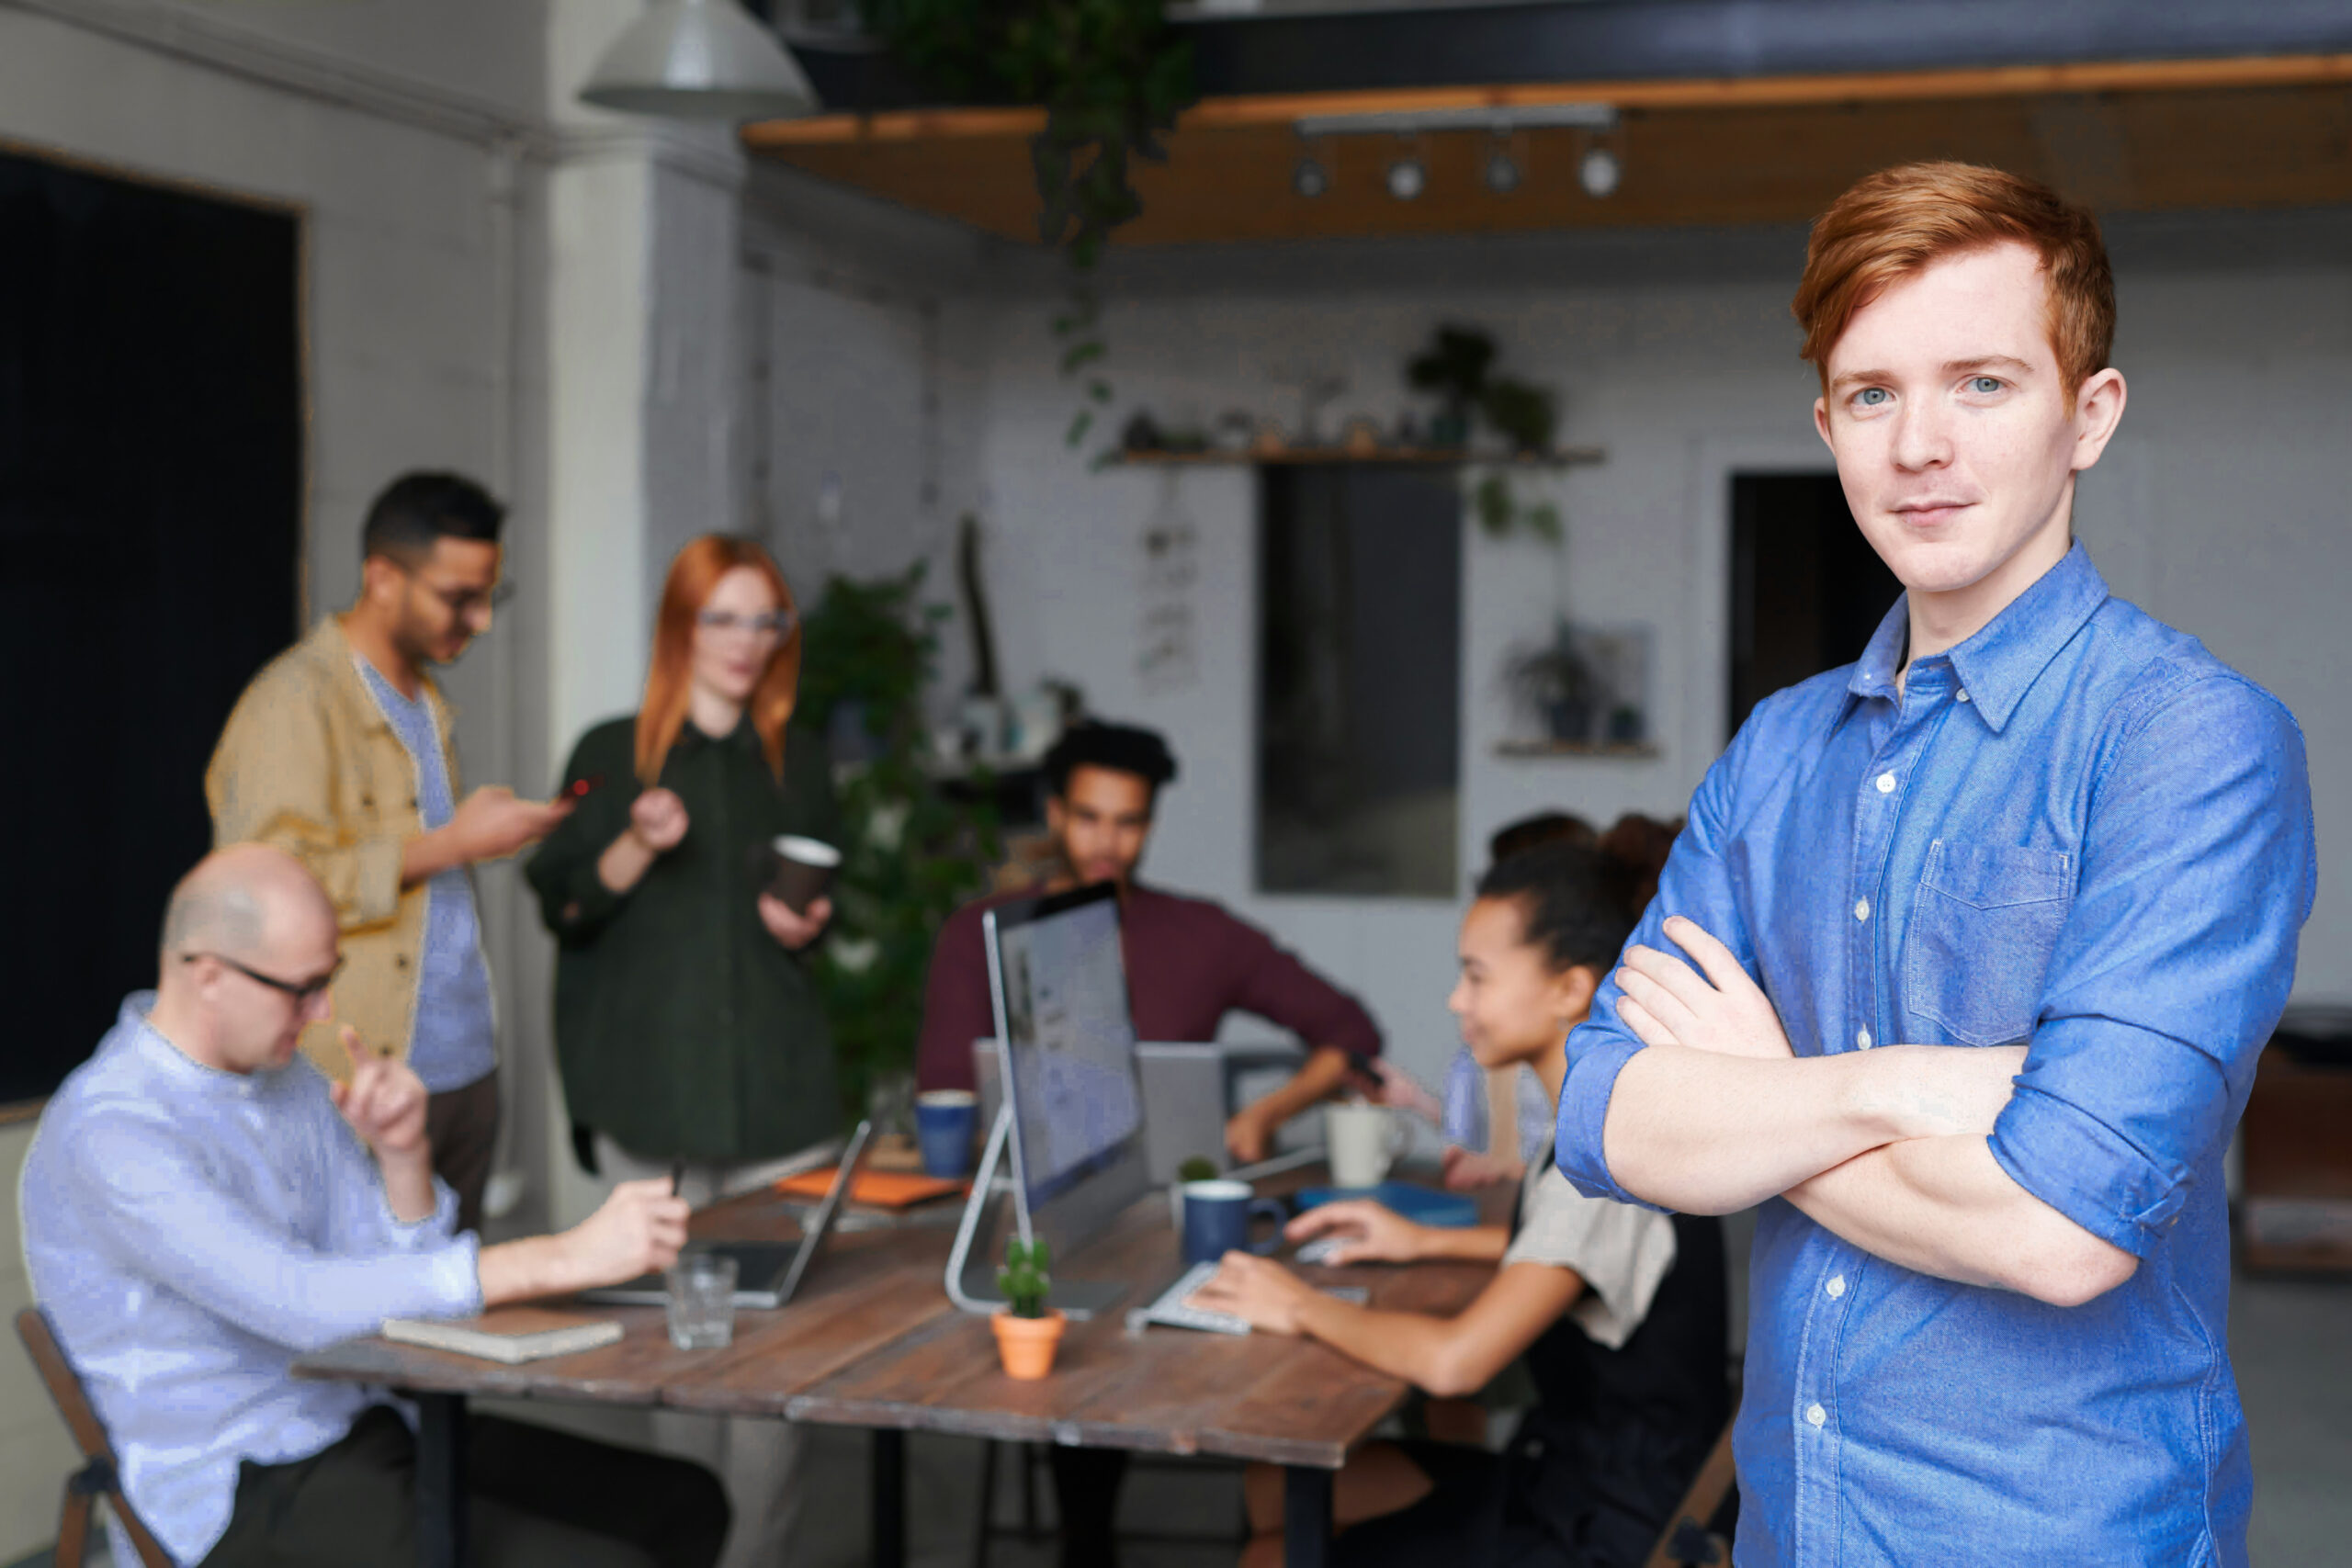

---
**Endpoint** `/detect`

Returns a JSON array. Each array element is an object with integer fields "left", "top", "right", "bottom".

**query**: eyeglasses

[
  {"left": 695, "top": 609, "right": 797, "bottom": 639},
  {"left": 181, "top": 952, "right": 344, "bottom": 1008},
  {"left": 420, "top": 580, "right": 516, "bottom": 618}
]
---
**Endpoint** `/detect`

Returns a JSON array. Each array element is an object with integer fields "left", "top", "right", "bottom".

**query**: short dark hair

[
  {"left": 1045, "top": 720, "right": 1179, "bottom": 803},
  {"left": 361, "top": 471, "right": 505, "bottom": 566}
]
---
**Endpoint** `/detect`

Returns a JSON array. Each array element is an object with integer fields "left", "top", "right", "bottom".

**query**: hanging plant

[{"left": 867, "top": 0, "right": 1197, "bottom": 455}]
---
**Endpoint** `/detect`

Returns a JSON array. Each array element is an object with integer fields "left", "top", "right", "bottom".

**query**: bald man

[{"left": 21, "top": 845, "right": 729, "bottom": 1568}]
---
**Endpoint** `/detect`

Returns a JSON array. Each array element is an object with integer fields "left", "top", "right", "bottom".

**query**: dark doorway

[
  {"left": 1728, "top": 473, "right": 1903, "bottom": 740},
  {"left": 0, "top": 150, "right": 303, "bottom": 1105},
  {"left": 1258, "top": 465, "right": 1460, "bottom": 897}
]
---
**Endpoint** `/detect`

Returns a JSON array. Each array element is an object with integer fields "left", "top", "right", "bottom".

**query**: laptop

[{"left": 580, "top": 1121, "right": 874, "bottom": 1310}]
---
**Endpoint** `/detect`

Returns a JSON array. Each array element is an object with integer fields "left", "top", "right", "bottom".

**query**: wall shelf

[
  {"left": 1109, "top": 446, "right": 1607, "bottom": 468},
  {"left": 1495, "top": 739, "right": 1660, "bottom": 760}
]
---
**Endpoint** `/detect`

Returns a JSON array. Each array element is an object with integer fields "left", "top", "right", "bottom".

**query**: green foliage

[
  {"left": 1478, "top": 378, "right": 1557, "bottom": 455},
  {"left": 1473, "top": 472, "right": 1562, "bottom": 545},
  {"left": 998, "top": 1235, "right": 1054, "bottom": 1318},
  {"left": 1175, "top": 1156, "right": 1219, "bottom": 1184},
  {"left": 794, "top": 563, "right": 1001, "bottom": 1122},
  {"left": 1406, "top": 325, "right": 1498, "bottom": 411}
]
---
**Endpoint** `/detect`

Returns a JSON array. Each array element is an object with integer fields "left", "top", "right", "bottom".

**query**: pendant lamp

[{"left": 579, "top": 0, "right": 820, "bottom": 122}]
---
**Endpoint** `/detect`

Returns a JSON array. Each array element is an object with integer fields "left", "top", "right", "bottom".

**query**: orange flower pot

[{"left": 991, "top": 1309, "right": 1067, "bottom": 1380}]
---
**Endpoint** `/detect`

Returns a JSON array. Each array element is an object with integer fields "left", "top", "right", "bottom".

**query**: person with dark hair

[
  {"left": 1194, "top": 834, "right": 1727, "bottom": 1568},
  {"left": 918, "top": 718, "right": 1382, "bottom": 1164},
  {"left": 207, "top": 470, "right": 571, "bottom": 1232}
]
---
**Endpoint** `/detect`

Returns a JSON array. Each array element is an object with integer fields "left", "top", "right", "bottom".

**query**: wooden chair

[
  {"left": 14, "top": 1306, "right": 173, "bottom": 1568},
  {"left": 1642, "top": 1413, "right": 1740, "bottom": 1568}
]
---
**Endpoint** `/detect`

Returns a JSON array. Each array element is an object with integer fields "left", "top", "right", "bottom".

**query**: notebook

[
  {"left": 380, "top": 1308, "right": 623, "bottom": 1365},
  {"left": 774, "top": 1167, "right": 964, "bottom": 1210}
]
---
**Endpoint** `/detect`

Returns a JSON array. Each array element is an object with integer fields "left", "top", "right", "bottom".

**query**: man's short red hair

[{"left": 1793, "top": 162, "right": 2115, "bottom": 401}]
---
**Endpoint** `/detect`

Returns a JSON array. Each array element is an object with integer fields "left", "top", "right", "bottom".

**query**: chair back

[{"left": 14, "top": 1306, "right": 175, "bottom": 1568}]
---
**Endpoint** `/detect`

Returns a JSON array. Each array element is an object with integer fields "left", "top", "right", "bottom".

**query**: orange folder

[{"left": 773, "top": 1167, "right": 966, "bottom": 1210}]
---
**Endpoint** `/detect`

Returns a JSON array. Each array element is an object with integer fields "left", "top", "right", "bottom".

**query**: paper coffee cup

[{"left": 767, "top": 835, "right": 841, "bottom": 913}]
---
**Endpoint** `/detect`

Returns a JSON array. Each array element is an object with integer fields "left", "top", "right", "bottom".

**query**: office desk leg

[
  {"left": 416, "top": 1393, "right": 469, "bottom": 1568},
  {"left": 873, "top": 1427, "right": 906, "bottom": 1568},
  {"left": 1284, "top": 1465, "right": 1332, "bottom": 1568}
]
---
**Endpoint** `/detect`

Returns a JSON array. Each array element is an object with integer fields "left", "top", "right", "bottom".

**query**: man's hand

[
  {"left": 561, "top": 1179, "right": 692, "bottom": 1290},
  {"left": 1284, "top": 1198, "right": 1429, "bottom": 1265},
  {"left": 1615, "top": 915, "right": 1794, "bottom": 1059},
  {"left": 1224, "top": 1105, "right": 1274, "bottom": 1165},
  {"left": 1187, "top": 1251, "right": 1317, "bottom": 1335},
  {"left": 757, "top": 893, "right": 831, "bottom": 951},
  {"left": 628, "top": 788, "right": 690, "bottom": 853},
  {"left": 329, "top": 1026, "right": 435, "bottom": 1223},
  {"left": 1367, "top": 1059, "right": 1443, "bottom": 1125},
  {"left": 330, "top": 1025, "right": 427, "bottom": 1160},
  {"left": 447, "top": 786, "right": 572, "bottom": 866}
]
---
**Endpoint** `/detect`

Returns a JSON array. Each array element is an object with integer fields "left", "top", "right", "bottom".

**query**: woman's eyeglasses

[{"left": 695, "top": 610, "right": 797, "bottom": 639}]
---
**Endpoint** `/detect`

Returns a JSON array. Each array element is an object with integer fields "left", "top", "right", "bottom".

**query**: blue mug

[
  {"left": 914, "top": 1090, "right": 977, "bottom": 1179},
  {"left": 1180, "top": 1179, "right": 1286, "bottom": 1267}
]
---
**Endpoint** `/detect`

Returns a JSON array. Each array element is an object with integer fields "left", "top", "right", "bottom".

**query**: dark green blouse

[{"left": 526, "top": 715, "right": 841, "bottom": 1163}]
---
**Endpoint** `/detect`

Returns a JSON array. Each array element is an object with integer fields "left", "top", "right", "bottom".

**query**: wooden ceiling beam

[{"left": 742, "top": 52, "right": 2352, "bottom": 148}]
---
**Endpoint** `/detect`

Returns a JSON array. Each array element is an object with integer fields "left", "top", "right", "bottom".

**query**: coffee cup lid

[{"left": 774, "top": 835, "right": 842, "bottom": 867}]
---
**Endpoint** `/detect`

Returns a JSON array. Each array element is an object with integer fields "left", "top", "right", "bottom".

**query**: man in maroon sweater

[{"left": 918, "top": 720, "right": 1383, "bottom": 1166}]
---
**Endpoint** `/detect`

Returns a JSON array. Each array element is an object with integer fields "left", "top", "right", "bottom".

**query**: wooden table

[{"left": 295, "top": 1168, "right": 1503, "bottom": 1568}]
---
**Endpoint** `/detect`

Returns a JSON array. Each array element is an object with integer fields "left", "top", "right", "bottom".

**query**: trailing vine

[{"left": 866, "top": 0, "right": 1195, "bottom": 452}]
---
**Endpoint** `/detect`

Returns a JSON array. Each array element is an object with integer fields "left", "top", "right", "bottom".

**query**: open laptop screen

[{"left": 984, "top": 884, "right": 1144, "bottom": 1210}]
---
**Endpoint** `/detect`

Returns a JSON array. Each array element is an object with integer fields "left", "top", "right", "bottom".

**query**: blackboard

[{"left": 0, "top": 147, "right": 302, "bottom": 1106}]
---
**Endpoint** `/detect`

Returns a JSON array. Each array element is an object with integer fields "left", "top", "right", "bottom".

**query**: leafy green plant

[
  {"left": 1473, "top": 471, "right": 1562, "bottom": 544},
  {"left": 794, "top": 562, "right": 1001, "bottom": 1122},
  {"left": 1175, "top": 1156, "right": 1219, "bottom": 1184},
  {"left": 868, "top": 0, "right": 1197, "bottom": 457},
  {"left": 998, "top": 1235, "right": 1054, "bottom": 1318}
]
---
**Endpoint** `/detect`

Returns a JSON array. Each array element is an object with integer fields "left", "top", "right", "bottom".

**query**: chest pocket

[{"left": 1903, "top": 838, "right": 2074, "bottom": 1047}]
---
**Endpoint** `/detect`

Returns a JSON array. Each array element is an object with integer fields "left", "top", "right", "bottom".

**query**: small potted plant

[
  {"left": 991, "top": 1236, "right": 1065, "bottom": 1380},
  {"left": 1169, "top": 1156, "right": 1220, "bottom": 1229}
]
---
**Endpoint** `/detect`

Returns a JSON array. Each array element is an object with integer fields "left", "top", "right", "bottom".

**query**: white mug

[{"left": 1326, "top": 1101, "right": 1408, "bottom": 1190}]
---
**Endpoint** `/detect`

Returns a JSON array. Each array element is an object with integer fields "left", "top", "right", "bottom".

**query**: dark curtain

[{"left": 0, "top": 150, "right": 302, "bottom": 1104}]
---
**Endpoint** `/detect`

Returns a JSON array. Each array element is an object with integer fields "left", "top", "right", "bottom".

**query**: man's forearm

[
  {"left": 477, "top": 1233, "right": 587, "bottom": 1307},
  {"left": 1246, "top": 1045, "right": 1353, "bottom": 1128},
  {"left": 379, "top": 1150, "right": 437, "bottom": 1226},
  {"left": 1600, "top": 1041, "right": 2020, "bottom": 1214},
  {"left": 1783, "top": 1136, "right": 2138, "bottom": 1307},
  {"left": 401, "top": 824, "right": 464, "bottom": 888}
]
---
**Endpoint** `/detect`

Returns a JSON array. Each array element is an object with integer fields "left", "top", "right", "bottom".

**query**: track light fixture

[
  {"left": 1483, "top": 130, "right": 1523, "bottom": 195},
  {"left": 1385, "top": 136, "right": 1428, "bottom": 201},
  {"left": 1294, "top": 133, "right": 1331, "bottom": 198},
  {"left": 1579, "top": 143, "right": 1623, "bottom": 198}
]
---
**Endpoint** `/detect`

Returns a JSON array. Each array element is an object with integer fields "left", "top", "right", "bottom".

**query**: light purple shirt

[{"left": 19, "top": 994, "right": 482, "bottom": 1566}]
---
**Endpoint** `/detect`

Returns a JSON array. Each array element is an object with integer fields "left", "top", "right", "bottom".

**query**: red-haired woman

[{"left": 527, "top": 536, "right": 838, "bottom": 1564}]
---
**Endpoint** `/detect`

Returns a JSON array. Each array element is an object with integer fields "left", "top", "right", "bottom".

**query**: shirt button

[
  {"left": 1805, "top": 1403, "right": 1827, "bottom": 1428},
  {"left": 1855, "top": 1028, "right": 1872, "bottom": 1049},
  {"left": 1854, "top": 897, "right": 1871, "bottom": 921},
  {"left": 1875, "top": 772, "right": 1896, "bottom": 794},
  {"left": 1956, "top": 689, "right": 1972, "bottom": 704},
  {"left": 1826, "top": 1275, "right": 1847, "bottom": 1299}
]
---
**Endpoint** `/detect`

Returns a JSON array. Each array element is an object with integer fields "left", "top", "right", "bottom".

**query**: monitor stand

[{"left": 944, "top": 1105, "right": 1131, "bottom": 1321}]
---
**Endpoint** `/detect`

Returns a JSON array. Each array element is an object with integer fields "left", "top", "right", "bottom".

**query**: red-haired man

[{"left": 1557, "top": 164, "right": 2314, "bottom": 1564}]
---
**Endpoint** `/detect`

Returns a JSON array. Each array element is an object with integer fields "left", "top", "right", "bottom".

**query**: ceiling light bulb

[
  {"left": 1579, "top": 145, "right": 1622, "bottom": 198},
  {"left": 1295, "top": 157, "right": 1330, "bottom": 198},
  {"left": 1484, "top": 148, "right": 1521, "bottom": 194},
  {"left": 1386, "top": 156, "right": 1426, "bottom": 201}
]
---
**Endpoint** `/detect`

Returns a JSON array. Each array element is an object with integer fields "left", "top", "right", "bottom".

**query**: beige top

[
  {"left": 1502, "top": 1150, "right": 1679, "bottom": 1351},
  {"left": 204, "top": 615, "right": 457, "bottom": 1079}
]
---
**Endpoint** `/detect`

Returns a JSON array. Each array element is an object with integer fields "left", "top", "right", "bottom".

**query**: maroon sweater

[{"left": 915, "top": 883, "right": 1385, "bottom": 1092}]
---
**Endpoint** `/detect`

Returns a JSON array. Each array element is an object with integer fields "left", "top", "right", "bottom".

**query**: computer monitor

[{"left": 980, "top": 883, "right": 1152, "bottom": 1314}]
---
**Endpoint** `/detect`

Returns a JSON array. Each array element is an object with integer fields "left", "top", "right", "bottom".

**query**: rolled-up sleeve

[
  {"left": 1989, "top": 672, "right": 2316, "bottom": 1258},
  {"left": 1557, "top": 725, "right": 1762, "bottom": 1205}
]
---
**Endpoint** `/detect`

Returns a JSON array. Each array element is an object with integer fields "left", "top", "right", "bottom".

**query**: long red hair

[{"left": 636, "top": 536, "right": 801, "bottom": 785}]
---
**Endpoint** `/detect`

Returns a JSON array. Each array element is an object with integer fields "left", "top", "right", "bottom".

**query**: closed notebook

[
  {"left": 380, "top": 1308, "right": 624, "bottom": 1365},
  {"left": 773, "top": 1167, "right": 963, "bottom": 1210}
]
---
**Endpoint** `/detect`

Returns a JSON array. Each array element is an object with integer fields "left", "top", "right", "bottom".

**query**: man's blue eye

[{"left": 1856, "top": 388, "right": 1890, "bottom": 407}]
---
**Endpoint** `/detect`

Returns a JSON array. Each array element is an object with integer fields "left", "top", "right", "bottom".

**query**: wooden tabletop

[
  {"left": 786, "top": 1178, "right": 1505, "bottom": 1470},
  {"left": 291, "top": 1192, "right": 961, "bottom": 1411}
]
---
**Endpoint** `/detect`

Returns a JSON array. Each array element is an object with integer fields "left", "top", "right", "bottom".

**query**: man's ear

[
  {"left": 2069, "top": 367, "right": 2128, "bottom": 474},
  {"left": 1044, "top": 795, "right": 1068, "bottom": 836},
  {"left": 1814, "top": 395, "right": 1835, "bottom": 451},
  {"left": 358, "top": 554, "right": 403, "bottom": 608}
]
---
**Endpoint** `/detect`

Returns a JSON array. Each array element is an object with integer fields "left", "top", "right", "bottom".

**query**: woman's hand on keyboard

[{"left": 1188, "top": 1253, "right": 1314, "bottom": 1336}]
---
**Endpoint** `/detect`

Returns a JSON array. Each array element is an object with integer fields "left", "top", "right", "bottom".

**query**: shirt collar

[
  {"left": 1844, "top": 541, "right": 2109, "bottom": 732},
  {"left": 118, "top": 992, "right": 268, "bottom": 1100},
  {"left": 676, "top": 715, "right": 763, "bottom": 756}
]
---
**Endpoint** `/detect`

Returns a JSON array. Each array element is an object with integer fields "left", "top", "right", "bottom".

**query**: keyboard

[{"left": 1126, "top": 1259, "right": 1372, "bottom": 1337}]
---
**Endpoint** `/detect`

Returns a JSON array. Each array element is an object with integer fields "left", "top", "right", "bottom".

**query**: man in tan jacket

[{"left": 207, "top": 472, "right": 569, "bottom": 1230}]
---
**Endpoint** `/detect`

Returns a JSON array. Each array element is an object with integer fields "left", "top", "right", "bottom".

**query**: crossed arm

[{"left": 1599, "top": 917, "right": 2136, "bottom": 1307}]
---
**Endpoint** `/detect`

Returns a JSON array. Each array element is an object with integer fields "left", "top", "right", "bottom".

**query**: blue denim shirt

[
  {"left": 1558, "top": 544, "right": 2315, "bottom": 1565},
  {"left": 20, "top": 994, "right": 482, "bottom": 1568}
]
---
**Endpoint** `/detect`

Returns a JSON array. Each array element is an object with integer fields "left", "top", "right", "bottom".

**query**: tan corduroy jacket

[{"left": 206, "top": 615, "right": 459, "bottom": 1081}]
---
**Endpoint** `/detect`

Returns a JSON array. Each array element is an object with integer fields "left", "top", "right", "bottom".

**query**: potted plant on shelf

[{"left": 992, "top": 1235, "right": 1065, "bottom": 1379}]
